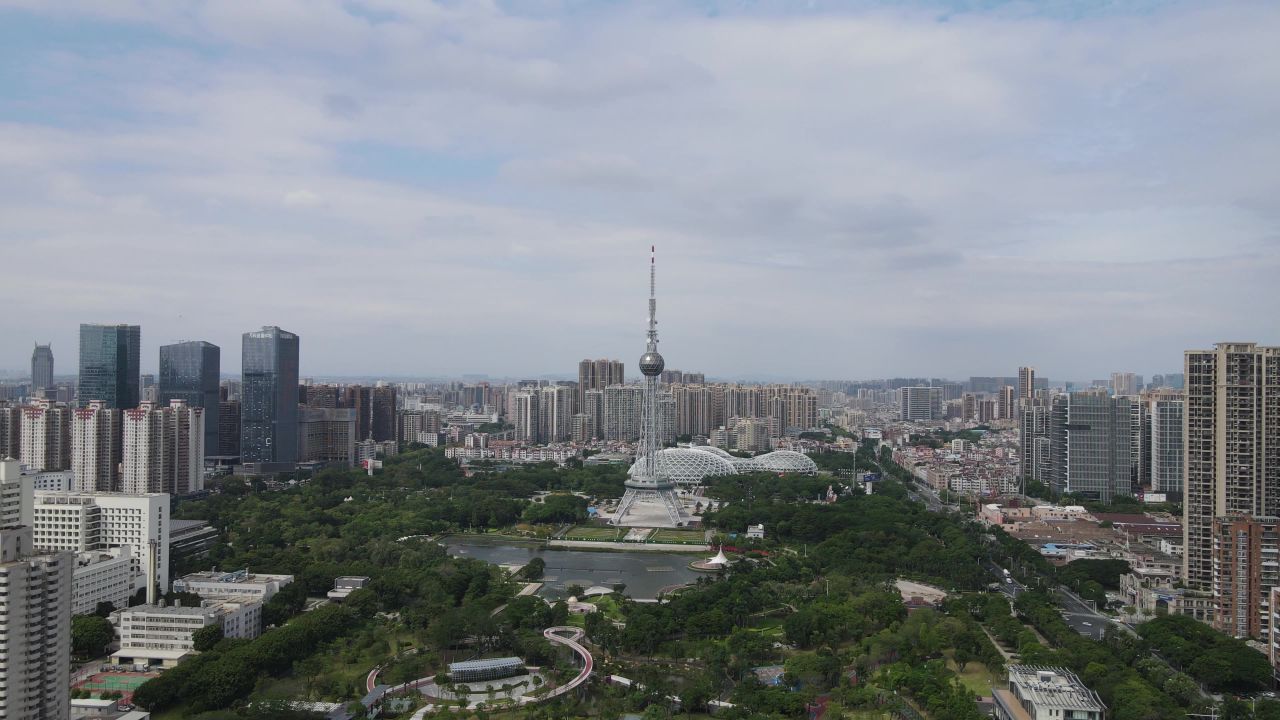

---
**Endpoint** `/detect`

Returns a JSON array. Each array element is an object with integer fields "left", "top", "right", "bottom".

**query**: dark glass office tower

[
  {"left": 158, "top": 341, "right": 221, "bottom": 456},
  {"left": 241, "top": 326, "right": 299, "bottom": 464},
  {"left": 31, "top": 343, "right": 54, "bottom": 394},
  {"left": 77, "top": 324, "right": 140, "bottom": 408}
]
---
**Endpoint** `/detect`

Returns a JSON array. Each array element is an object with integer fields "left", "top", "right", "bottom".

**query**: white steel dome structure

[
  {"left": 756, "top": 450, "right": 819, "bottom": 475},
  {"left": 630, "top": 447, "right": 739, "bottom": 487}
]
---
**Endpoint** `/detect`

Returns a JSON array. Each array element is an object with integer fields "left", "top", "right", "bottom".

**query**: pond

[{"left": 444, "top": 536, "right": 707, "bottom": 601}]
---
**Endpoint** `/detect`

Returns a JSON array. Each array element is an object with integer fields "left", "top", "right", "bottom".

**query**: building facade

[
  {"left": 70, "top": 400, "right": 120, "bottom": 492},
  {"left": 241, "top": 326, "right": 300, "bottom": 465},
  {"left": 1183, "top": 343, "right": 1280, "bottom": 595},
  {"left": 31, "top": 490, "right": 169, "bottom": 595},
  {"left": 297, "top": 407, "right": 357, "bottom": 467},
  {"left": 1149, "top": 391, "right": 1184, "bottom": 494},
  {"left": 77, "top": 323, "right": 141, "bottom": 409},
  {"left": 900, "top": 386, "right": 941, "bottom": 422},
  {"left": 158, "top": 341, "right": 220, "bottom": 457},
  {"left": 1048, "top": 391, "right": 1133, "bottom": 503},
  {"left": 1212, "top": 515, "right": 1280, "bottom": 641},
  {"left": 20, "top": 399, "right": 71, "bottom": 472},
  {"left": 0, "top": 525, "right": 72, "bottom": 720},
  {"left": 31, "top": 343, "right": 54, "bottom": 395},
  {"left": 122, "top": 400, "right": 205, "bottom": 495}
]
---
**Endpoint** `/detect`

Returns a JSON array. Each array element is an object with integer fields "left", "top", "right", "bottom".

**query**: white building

[
  {"left": 71, "top": 400, "right": 121, "bottom": 492},
  {"left": 32, "top": 490, "right": 169, "bottom": 594},
  {"left": 20, "top": 398, "right": 70, "bottom": 472},
  {"left": 172, "top": 568, "right": 293, "bottom": 603},
  {"left": 0, "top": 525, "right": 72, "bottom": 719},
  {"left": 994, "top": 666, "right": 1105, "bottom": 720},
  {"left": 122, "top": 399, "right": 205, "bottom": 495},
  {"left": 72, "top": 546, "right": 134, "bottom": 616},
  {"left": 0, "top": 456, "right": 33, "bottom": 527},
  {"left": 113, "top": 597, "right": 262, "bottom": 668}
]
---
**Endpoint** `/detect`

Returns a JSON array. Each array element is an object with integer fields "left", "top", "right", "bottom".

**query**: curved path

[
  {"left": 539, "top": 626, "right": 593, "bottom": 701},
  {"left": 368, "top": 626, "right": 593, "bottom": 708}
]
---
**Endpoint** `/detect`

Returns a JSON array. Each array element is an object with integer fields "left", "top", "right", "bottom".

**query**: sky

[{"left": 1, "top": 0, "right": 1278, "bottom": 382}]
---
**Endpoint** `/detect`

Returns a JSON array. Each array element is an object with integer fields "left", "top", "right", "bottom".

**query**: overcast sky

[{"left": 2, "top": 1, "right": 1278, "bottom": 382}]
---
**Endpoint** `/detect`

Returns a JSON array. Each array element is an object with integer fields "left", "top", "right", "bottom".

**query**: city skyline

[{"left": 1, "top": 2, "right": 1278, "bottom": 379}]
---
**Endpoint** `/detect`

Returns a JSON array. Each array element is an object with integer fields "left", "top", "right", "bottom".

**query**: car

[{"left": 1082, "top": 621, "right": 1092, "bottom": 626}]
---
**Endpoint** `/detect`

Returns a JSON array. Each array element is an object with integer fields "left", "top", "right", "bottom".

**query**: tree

[
  {"left": 72, "top": 615, "right": 114, "bottom": 658},
  {"left": 193, "top": 624, "right": 224, "bottom": 652},
  {"left": 521, "top": 557, "right": 546, "bottom": 581},
  {"left": 954, "top": 646, "right": 974, "bottom": 672}
]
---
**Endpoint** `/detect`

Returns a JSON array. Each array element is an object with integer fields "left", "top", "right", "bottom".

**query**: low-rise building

[
  {"left": 169, "top": 519, "right": 219, "bottom": 565},
  {"left": 112, "top": 597, "right": 262, "bottom": 668},
  {"left": 1118, "top": 568, "right": 1213, "bottom": 624},
  {"left": 328, "top": 575, "right": 369, "bottom": 602},
  {"left": 171, "top": 568, "right": 294, "bottom": 603},
  {"left": 994, "top": 666, "right": 1105, "bottom": 720},
  {"left": 72, "top": 546, "right": 134, "bottom": 616}
]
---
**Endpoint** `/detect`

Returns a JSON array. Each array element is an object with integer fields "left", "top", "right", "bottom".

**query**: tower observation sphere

[{"left": 639, "top": 351, "right": 665, "bottom": 376}]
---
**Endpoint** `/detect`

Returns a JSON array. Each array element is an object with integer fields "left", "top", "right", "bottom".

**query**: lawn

[
  {"left": 647, "top": 528, "right": 706, "bottom": 544},
  {"left": 586, "top": 595, "right": 626, "bottom": 621},
  {"left": 562, "top": 525, "right": 624, "bottom": 541},
  {"left": 945, "top": 654, "right": 1000, "bottom": 696}
]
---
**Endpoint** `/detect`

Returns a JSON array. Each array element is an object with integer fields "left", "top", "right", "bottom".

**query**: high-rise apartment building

[
  {"left": 1017, "top": 367, "right": 1035, "bottom": 401},
  {"left": 672, "top": 384, "right": 715, "bottom": 438},
  {"left": 346, "top": 385, "right": 397, "bottom": 442},
  {"left": 900, "top": 387, "right": 941, "bottom": 422},
  {"left": 70, "top": 400, "right": 121, "bottom": 492},
  {"left": 1183, "top": 343, "right": 1280, "bottom": 598},
  {"left": 241, "top": 326, "right": 300, "bottom": 465},
  {"left": 0, "top": 525, "right": 72, "bottom": 720},
  {"left": 0, "top": 401, "right": 20, "bottom": 459},
  {"left": 604, "top": 385, "right": 644, "bottom": 441},
  {"left": 77, "top": 323, "right": 141, "bottom": 409},
  {"left": 122, "top": 400, "right": 205, "bottom": 495},
  {"left": 1213, "top": 515, "right": 1280, "bottom": 640},
  {"left": 577, "top": 359, "right": 624, "bottom": 409},
  {"left": 512, "top": 391, "right": 540, "bottom": 444},
  {"left": 1149, "top": 391, "right": 1184, "bottom": 494},
  {"left": 31, "top": 343, "right": 54, "bottom": 395},
  {"left": 19, "top": 399, "right": 71, "bottom": 471},
  {"left": 571, "top": 413, "right": 594, "bottom": 444},
  {"left": 538, "top": 385, "right": 575, "bottom": 443},
  {"left": 997, "top": 385, "right": 1015, "bottom": 420},
  {"left": 1048, "top": 391, "right": 1133, "bottom": 503},
  {"left": 1020, "top": 402, "right": 1051, "bottom": 484},
  {"left": 1111, "top": 372, "right": 1141, "bottom": 397},
  {"left": 584, "top": 389, "right": 604, "bottom": 441},
  {"left": 158, "top": 341, "right": 220, "bottom": 457},
  {"left": 32, "top": 490, "right": 169, "bottom": 594}
]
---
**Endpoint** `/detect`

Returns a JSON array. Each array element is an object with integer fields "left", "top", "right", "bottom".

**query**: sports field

[{"left": 74, "top": 671, "right": 157, "bottom": 701}]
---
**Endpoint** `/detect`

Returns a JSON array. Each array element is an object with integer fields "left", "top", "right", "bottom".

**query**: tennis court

[{"left": 74, "top": 672, "right": 156, "bottom": 701}]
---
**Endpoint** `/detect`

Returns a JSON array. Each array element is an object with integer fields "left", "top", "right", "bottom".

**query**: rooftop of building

[
  {"left": 448, "top": 657, "right": 525, "bottom": 672},
  {"left": 176, "top": 568, "right": 292, "bottom": 584},
  {"left": 1007, "top": 666, "right": 1106, "bottom": 711}
]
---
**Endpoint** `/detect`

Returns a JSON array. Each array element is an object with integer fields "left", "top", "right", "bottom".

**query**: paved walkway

[{"left": 549, "top": 539, "right": 709, "bottom": 552}]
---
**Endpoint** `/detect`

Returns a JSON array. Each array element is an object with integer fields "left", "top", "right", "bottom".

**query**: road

[{"left": 1056, "top": 587, "right": 1115, "bottom": 641}]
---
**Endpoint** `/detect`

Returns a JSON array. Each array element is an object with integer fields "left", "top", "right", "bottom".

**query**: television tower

[{"left": 611, "top": 247, "right": 687, "bottom": 527}]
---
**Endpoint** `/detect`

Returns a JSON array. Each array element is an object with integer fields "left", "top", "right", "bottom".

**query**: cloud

[
  {"left": 282, "top": 189, "right": 323, "bottom": 207},
  {"left": 0, "top": 1, "right": 1278, "bottom": 381}
]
